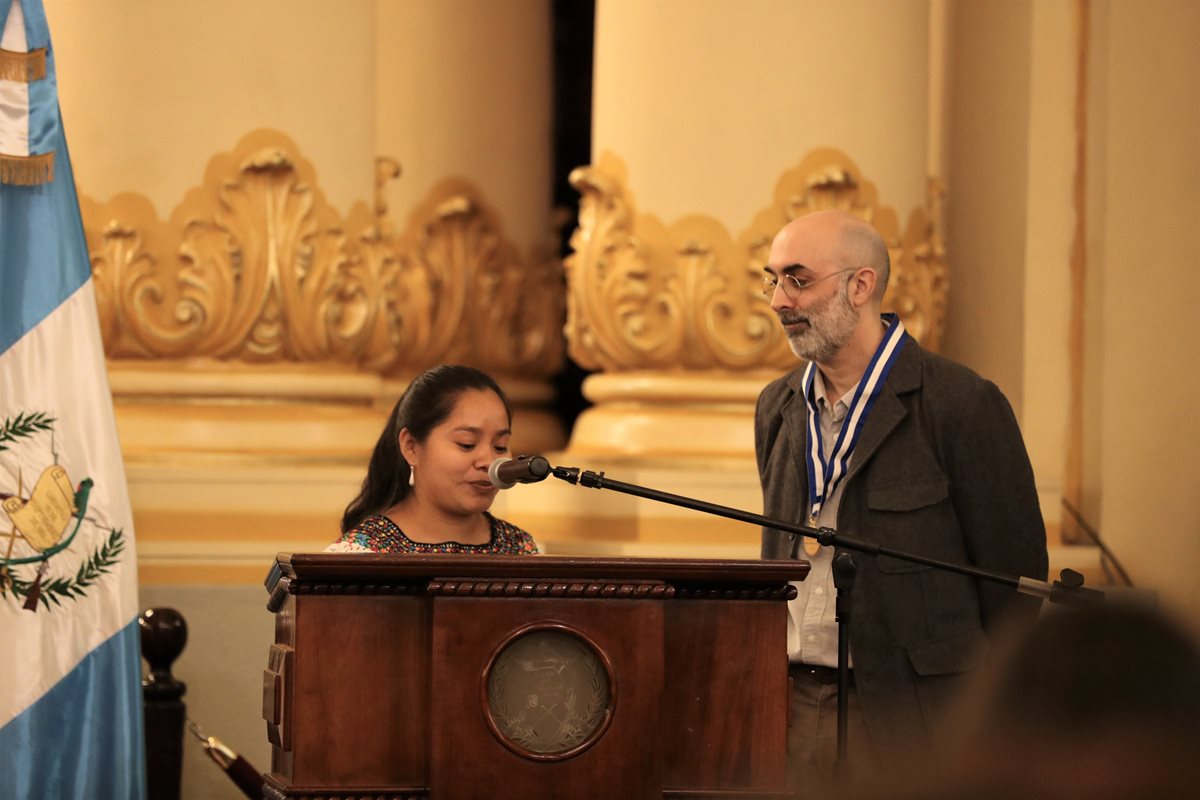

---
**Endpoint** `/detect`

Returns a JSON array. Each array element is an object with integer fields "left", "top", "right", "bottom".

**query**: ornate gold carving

[
  {"left": 567, "top": 164, "right": 792, "bottom": 373},
  {"left": 893, "top": 177, "right": 949, "bottom": 350},
  {"left": 373, "top": 156, "right": 402, "bottom": 223},
  {"left": 82, "top": 129, "right": 563, "bottom": 378},
  {"left": 361, "top": 184, "right": 564, "bottom": 376},
  {"left": 566, "top": 149, "right": 949, "bottom": 373}
]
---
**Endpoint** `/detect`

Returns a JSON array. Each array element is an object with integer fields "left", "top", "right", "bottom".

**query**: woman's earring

[{"left": 408, "top": 464, "right": 415, "bottom": 487}]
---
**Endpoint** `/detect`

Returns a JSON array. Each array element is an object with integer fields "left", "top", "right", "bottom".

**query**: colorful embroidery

[{"left": 331, "top": 513, "right": 538, "bottom": 555}]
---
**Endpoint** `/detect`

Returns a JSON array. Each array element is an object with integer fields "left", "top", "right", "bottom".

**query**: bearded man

[{"left": 755, "top": 210, "right": 1048, "bottom": 790}]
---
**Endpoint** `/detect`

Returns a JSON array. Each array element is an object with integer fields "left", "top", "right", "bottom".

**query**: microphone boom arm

[{"left": 549, "top": 465, "right": 1099, "bottom": 608}]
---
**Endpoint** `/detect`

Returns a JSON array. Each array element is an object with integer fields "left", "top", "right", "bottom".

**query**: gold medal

[{"left": 803, "top": 514, "right": 821, "bottom": 557}]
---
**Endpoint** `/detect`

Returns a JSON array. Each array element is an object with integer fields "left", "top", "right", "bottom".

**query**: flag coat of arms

[{"left": 1, "top": 0, "right": 146, "bottom": 796}]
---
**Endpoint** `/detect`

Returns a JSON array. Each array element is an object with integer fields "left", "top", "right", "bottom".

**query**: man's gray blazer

[{"left": 756, "top": 339, "right": 1048, "bottom": 754}]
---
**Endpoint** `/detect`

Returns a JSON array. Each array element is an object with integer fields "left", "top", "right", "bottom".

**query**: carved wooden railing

[{"left": 140, "top": 608, "right": 188, "bottom": 800}]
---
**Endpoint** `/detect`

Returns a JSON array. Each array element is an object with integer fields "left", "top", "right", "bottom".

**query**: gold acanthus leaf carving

[
  {"left": 890, "top": 177, "right": 948, "bottom": 351},
  {"left": 565, "top": 150, "right": 949, "bottom": 374},
  {"left": 565, "top": 168, "right": 656, "bottom": 370},
  {"left": 354, "top": 222, "right": 408, "bottom": 368},
  {"left": 787, "top": 165, "right": 873, "bottom": 219},
  {"left": 363, "top": 188, "right": 564, "bottom": 376},
  {"left": 87, "top": 144, "right": 372, "bottom": 361},
  {"left": 90, "top": 220, "right": 167, "bottom": 358},
  {"left": 86, "top": 194, "right": 207, "bottom": 359},
  {"left": 82, "top": 130, "right": 563, "bottom": 378},
  {"left": 566, "top": 166, "right": 795, "bottom": 373},
  {"left": 177, "top": 148, "right": 371, "bottom": 361}
]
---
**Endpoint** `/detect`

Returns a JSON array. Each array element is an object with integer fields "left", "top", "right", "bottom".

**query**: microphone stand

[
  {"left": 832, "top": 551, "right": 855, "bottom": 779},
  {"left": 547, "top": 462, "right": 1102, "bottom": 773}
]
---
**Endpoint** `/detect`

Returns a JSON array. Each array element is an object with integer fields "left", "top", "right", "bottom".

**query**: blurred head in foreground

[{"left": 845, "top": 600, "right": 1200, "bottom": 800}]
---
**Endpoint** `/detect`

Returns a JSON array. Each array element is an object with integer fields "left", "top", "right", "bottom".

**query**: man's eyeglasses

[{"left": 762, "top": 268, "right": 857, "bottom": 299}]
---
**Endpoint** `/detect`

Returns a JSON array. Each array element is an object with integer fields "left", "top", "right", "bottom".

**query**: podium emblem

[{"left": 485, "top": 626, "right": 614, "bottom": 759}]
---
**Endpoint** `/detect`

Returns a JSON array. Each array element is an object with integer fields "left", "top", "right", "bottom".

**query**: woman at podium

[{"left": 327, "top": 364, "right": 538, "bottom": 555}]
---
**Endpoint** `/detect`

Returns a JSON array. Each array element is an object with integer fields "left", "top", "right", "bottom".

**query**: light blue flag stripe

[
  {"left": 0, "top": 620, "right": 147, "bottom": 798},
  {"left": 0, "top": 0, "right": 11, "bottom": 40},
  {"left": 0, "top": 130, "right": 91, "bottom": 354},
  {"left": 1, "top": 0, "right": 82, "bottom": 354},
  {"left": 22, "top": 0, "right": 61, "bottom": 159}
]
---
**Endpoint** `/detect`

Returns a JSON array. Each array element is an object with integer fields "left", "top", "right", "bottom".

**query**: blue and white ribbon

[{"left": 802, "top": 313, "right": 909, "bottom": 532}]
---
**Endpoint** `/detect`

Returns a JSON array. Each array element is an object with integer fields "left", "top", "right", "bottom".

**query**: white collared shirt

[{"left": 787, "top": 369, "right": 857, "bottom": 667}]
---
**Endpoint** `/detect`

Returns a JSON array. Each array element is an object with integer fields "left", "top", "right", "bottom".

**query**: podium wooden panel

[{"left": 262, "top": 554, "right": 808, "bottom": 800}]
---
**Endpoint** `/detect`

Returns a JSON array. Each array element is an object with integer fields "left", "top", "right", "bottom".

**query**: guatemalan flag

[{"left": 1, "top": 0, "right": 146, "bottom": 796}]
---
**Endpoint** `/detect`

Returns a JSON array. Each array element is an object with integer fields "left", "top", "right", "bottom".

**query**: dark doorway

[{"left": 550, "top": 0, "right": 595, "bottom": 433}]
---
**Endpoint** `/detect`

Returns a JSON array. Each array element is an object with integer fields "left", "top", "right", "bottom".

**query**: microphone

[{"left": 488, "top": 455, "right": 552, "bottom": 489}]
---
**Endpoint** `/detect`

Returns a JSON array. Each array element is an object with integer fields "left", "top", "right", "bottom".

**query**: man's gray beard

[{"left": 784, "top": 283, "right": 858, "bottom": 363}]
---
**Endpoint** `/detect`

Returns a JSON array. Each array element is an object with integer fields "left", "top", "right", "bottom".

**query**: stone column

[
  {"left": 498, "top": 0, "right": 948, "bottom": 556},
  {"left": 372, "top": 0, "right": 562, "bottom": 455}
]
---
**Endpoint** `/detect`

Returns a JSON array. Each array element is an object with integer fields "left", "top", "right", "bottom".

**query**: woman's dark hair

[{"left": 341, "top": 365, "right": 511, "bottom": 533}]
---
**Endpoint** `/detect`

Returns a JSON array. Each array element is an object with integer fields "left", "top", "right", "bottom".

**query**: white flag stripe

[
  {"left": 0, "top": 0, "right": 31, "bottom": 157},
  {"left": 0, "top": 279, "right": 138, "bottom": 725}
]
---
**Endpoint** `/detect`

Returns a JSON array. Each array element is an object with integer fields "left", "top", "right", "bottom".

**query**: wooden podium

[{"left": 262, "top": 554, "right": 808, "bottom": 800}]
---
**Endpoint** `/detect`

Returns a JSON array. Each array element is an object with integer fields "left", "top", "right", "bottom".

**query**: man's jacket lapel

[{"left": 843, "top": 342, "right": 922, "bottom": 486}]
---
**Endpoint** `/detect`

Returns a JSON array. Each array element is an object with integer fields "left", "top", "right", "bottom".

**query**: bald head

[{"left": 770, "top": 210, "right": 890, "bottom": 302}]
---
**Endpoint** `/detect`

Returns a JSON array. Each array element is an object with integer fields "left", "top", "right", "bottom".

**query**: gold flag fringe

[
  {"left": 0, "top": 47, "right": 47, "bottom": 82},
  {"left": 0, "top": 152, "right": 55, "bottom": 185}
]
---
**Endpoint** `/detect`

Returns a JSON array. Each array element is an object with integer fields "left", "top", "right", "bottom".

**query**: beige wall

[
  {"left": 594, "top": 0, "right": 932, "bottom": 231},
  {"left": 1088, "top": 0, "right": 1200, "bottom": 617},
  {"left": 943, "top": 0, "right": 1200, "bottom": 618},
  {"left": 374, "top": 0, "right": 552, "bottom": 254},
  {"left": 1019, "top": 0, "right": 1076, "bottom": 527},
  {"left": 46, "top": 0, "right": 377, "bottom": 217},
  {"left": 941, "top": 0, "right": 1032, "bottom": 416},
  {"left": 941, "top": 0, "right": 1074, "bottom": 540},
  {"left": 47, "top": 0, "right": 553, "bottom": 255}
]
